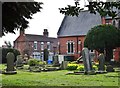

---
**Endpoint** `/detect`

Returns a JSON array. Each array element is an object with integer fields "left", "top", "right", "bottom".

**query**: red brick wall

[
  {"left": 58, "top": 36, "right": 85, "bottom": 59},
  {"left": 14, "top": 35, "right": 58, "bottom": 56},
  {"left": 113, "top": 47, "right": 120, "bottom": 62}
]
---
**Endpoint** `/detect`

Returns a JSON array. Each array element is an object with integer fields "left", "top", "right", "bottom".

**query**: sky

[{"left": 0, "top": 0, "right": 87, "bottom": 46}]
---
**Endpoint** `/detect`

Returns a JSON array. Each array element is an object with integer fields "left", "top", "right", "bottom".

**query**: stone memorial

[
  {"left": 98, "top": 53, "right": 105, "bottom": 72},
  {"left": 16, "top": 55, "right": 24, "bottom": 69},
  {"left": 4, "top": 52, "right": 17, "bottom": 74},
  {"left": 53, "top": 56, "right": 60, "bottom": 67},
  {"left": 60, "top": 61, "right": 69, "bottom": 70},
  {"left": 82, "top": 48, "right": 95, "bottom": 74}
]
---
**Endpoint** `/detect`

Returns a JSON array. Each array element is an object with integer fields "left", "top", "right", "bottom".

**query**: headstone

[
  {"left": 106, "top": 65, "right": 115, "bottom": 72},
  {"left": 98, "top": 53, "right": 105, "bottom": 71},
  {"left": 16, "top": 55, "right": 23, "bottom": 69},
  {"left": 53, "top": 56, "right": 60, "bottom": 66},
  {"left": 60, "top": 61, "right": 69, "bottom": 70},
  {"left": 4, "top": 52, "right": 17, "bottom": 74},
  {"left": 82, "top": 48, "right": 94, "bottom": 74}
]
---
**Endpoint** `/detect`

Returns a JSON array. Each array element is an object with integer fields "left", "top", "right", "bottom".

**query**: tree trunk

[{"left": 105, "top": 48, "right": 113, "bottom": 62}]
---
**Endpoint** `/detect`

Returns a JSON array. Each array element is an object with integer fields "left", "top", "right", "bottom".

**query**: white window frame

[
  {"left": 41, "top": 42, "right": 44, "bottom": 50},
  {"left": 67, "top": 41, "right": 74, "bottom": 54},
  {"left": 34, "top": 41, "right": 37, "bottom": 50},
  {"left": 47, "top": 42, "right": 50, "bottom": 50}
]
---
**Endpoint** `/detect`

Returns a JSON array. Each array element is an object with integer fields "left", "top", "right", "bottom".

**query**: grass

[{"left": 0, "top": 64, "right": 119, "bottom": 87}]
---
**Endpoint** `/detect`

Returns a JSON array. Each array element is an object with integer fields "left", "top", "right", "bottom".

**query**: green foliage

[
  {"left": 39, "top": 61, "right": 46, "bottom": 65},
  {"left": 84, "top": 24, "right": 120, "bottom": 51},
  {"left": 67, "top": 64, "right": 78, "bottom": 70},
  {"left": 59, "top": 1, "right": 83, "bottom": 16},
  {"left": 28, "top": 59, "right": 39, "bottom": 66},
  {"left": 77, "top": 65, "right": 84, "bottom": 71},
  {"left": 67, "top": 63, "right": 100, "bottom": 71},
  {"left": 1, "top": 47, "right": 20, "bottom": 63},
  {"left": 2, "top": 2, "right": 43, "bottom": 36},
  {"left": 59, "top": 1, "right": 120, "bottom": 19}
]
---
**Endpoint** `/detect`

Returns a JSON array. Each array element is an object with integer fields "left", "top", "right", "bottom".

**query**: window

[
  {"left": 34, "top": 41, "right": 37, "bottom": 50},
  {"left": 67, "top": 41, "right": 74, "bottom": 54},
  {"left": 41, "top": 42, "right": 44, "bottom": 50},
  {"left": 47, "top": 42, "right": 50, "bottom": 50}
]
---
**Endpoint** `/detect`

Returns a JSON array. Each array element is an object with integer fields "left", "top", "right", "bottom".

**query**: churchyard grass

[{"left": 0, "top": 64, "right": 119, "bottom": 87}]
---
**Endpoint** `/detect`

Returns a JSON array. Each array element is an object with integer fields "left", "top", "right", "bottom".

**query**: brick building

[
  {"left": 57, "top": 10, "right": 120, "bottom": 62},
  {"left": 14, "top": 29, "right": 58, "bottom": 61}
]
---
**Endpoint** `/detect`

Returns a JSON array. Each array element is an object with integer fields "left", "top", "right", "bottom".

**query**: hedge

[{"left": 1, "top": 48, "right": 20, "bottom": 63}]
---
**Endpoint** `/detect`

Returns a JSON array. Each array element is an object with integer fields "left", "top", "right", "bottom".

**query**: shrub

[
  {"left": 77, "top": 65, "right": 84, "bottom": 71},
  {"left": 66, "top": 64, "right": 78, "bottom": 70},
  {"left": 93, "top": 65, "right": 98, "bottom": 70},
  {"left": 39, "top": 61, "right": 46, "bottom": 65},
  {"left": 28, "top": 59, "right": 39, "bottom": 66},
  {"left": 1, "top": 48, "right": 20, "bottom": 63}
]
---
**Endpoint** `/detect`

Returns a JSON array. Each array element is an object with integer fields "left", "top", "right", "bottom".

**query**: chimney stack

[
  {"left": 20, "top": 28, "right": 25, "bottom": 35},
  {"left": 43, "top": 29, "right": 49, "bottom": 37}
]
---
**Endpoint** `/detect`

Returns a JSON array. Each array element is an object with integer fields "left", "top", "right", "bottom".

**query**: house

[
  {"left": 57, "top": 10, "right": 120, "bottom": 62},
  {"left": 14, "top": 29, "right": 58, "bottom": 61}
]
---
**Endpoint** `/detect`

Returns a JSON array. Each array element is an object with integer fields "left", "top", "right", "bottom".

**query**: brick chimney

[
  {"left": 20, "top": 29, "right": 25, "bottom": 35},
  {"left": 43, "top": 29, "right": 49, "bottom": 37}
]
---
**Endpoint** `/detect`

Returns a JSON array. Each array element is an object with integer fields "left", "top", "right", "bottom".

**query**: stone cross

[{"left": 82, "top": 48, "right": 93, "bottom": 74}]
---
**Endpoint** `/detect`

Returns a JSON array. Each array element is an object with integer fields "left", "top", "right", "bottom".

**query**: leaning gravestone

[
  {"left": 98, "top": 53, "right": 105, "bottom": 72},
  {"left": 82, "top": 48, "right": 95, "bottom": 74},
  {"left": 4, "top": 52, "right": 17, "bottom": 74},
  {"left": 60, "top": 61, "right": 69, "bottom": 70}
]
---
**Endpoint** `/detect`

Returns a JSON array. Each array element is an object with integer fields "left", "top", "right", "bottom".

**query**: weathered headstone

[
  {"left": 4, "top": 52, "right": 17, "bottom": 74},
  {"left": 16, "top": 55, "right": 23, "bottom": 69},
  {"left": 60, "top": 61, "right": 69, "bottom": 70},
  {"left": 98, "top": 53, "right": 105, "bottom": 72},
  {"left": 53, "top": 56, "right": 60, "bottom": 66},
  {"left": 82, "top": 48, "right": 94, "bottom": 74}
]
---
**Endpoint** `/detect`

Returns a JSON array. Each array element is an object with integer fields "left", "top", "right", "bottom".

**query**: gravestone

[
  {"left": 60, "top": 61, "right": 69, "bottom": 70},
  {"left": 53, "top": 56, "right": 60, "bottom": 67},
  {"left": 4, "top": 52, "right": 17, "bottom": 74},
  {"left": 16, "top": 55, "right": 23, "bottom": 69},
  {"left": 98, "top": 53, "right": 105, "bottom": 72},
  {"left": 82, "top": 48, "right": 95, "bottom": 74}
]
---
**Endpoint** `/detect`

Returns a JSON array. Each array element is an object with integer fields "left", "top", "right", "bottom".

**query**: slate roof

[
  {"left": 57, "top": 10, "right": 102, "bottom": 37},
  {"left": 14, "top": 34, "right": 58, "bottom": 46},
  {"left": 25, "top": 34, "right": 58, "bottom": 43}
]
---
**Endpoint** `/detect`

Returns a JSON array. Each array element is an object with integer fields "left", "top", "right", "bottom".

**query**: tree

[
  {"left": 59, "top": 0, "right": 120, "bottom": 18},
  {"left": 2, "top": 2, "right": 43, "bottom": 36},
  {"left": 4, "top": 41, "right": 12, "bottom": 48},
  {"left": 84, "top": 24, "right": 120, "bottom": 62}
]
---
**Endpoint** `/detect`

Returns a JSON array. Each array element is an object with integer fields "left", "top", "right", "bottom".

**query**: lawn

[{"left": 0, "top": 64, "right": 120, "bottom": 87}]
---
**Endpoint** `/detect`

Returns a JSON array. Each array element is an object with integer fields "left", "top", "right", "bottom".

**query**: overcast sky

[{"left": 0, "top": 0, "right": 87, "bottom": 46}]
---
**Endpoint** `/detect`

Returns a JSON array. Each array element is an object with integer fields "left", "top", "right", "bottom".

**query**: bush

[
  {"left": 28, "top": 59, "right": 39, "bottom": 66},
  {"left": 77, "top": 65, "right": 84, "bottom": 71},
  {"left": 39, "top": 61, "right": 46, "bottom": 65},
  {"left": 93, "top": 65, "right": 98, "bottom": 70},
  {"left": 67, "top": 64, "right": 78, "bottom": 70},
  {"left": 67, "top": 63, "right": 99, "bottom": 71},
  {"left": 1, "top": 48, "right": 20, "bottom": 63}
]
